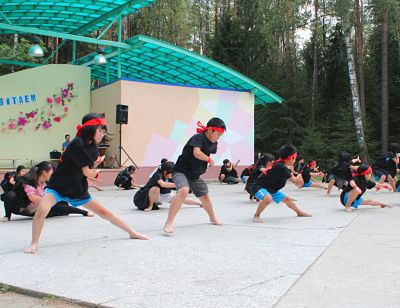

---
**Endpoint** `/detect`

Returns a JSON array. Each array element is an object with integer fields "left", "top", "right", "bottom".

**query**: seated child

[
  {"left": 340, "top": 164, "right": 392, "bottom": 212},
  {"left": 297, "top": 160, "right": 327, "bottom": 190},
  {"left": 134, "top": 161, "right": 201, "bottom": 212},
  {"left": 0, "top": 165, "right": 26, "bottom": 201},
  {"left": 253, "top": 145, "right": 312, "bottom": 223},
  {"left": 219, "top": 159, "right": 241, "bottom": 184},
  {"left": 1, "top": 161, "right": 93, "bottom": 222},
  {"left": 114, "top": 165, "right": 142, "bottom": 190}
]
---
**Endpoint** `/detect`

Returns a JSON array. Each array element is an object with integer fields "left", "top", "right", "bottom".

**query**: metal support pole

[
  {"left": 117, "top": 15, "right": 122, "bottom": 78},
  {"left": 72, "top": 41, "right": 76, "bottom": 63}
]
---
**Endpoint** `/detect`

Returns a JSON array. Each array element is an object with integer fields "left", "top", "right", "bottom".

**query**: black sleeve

[
  {"left": 188, "top": 133, "right": 204, "bottom": 149},
  {"left": 366, "top": 180, "right": 376, "bottom": 190}
]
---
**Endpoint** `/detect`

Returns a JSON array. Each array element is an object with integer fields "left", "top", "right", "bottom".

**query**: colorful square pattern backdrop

[{"left": 91, "top": 79, "right": 255, "bottom": 167}]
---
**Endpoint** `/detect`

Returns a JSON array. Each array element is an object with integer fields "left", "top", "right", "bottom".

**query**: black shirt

[
  {"left": 174, "top": 132, "right": 217, "bottom": 180},
  {"left": 301, "top": 167, "right": 312, "bottom": 183},
  {"left": 340, "top": 176, "right": 376, "bottom": 204},
  {"left": 328, "top": 161, "right": 352, "bottom": 181},
  {"left": 219, "top": 165, "right": 238, "bottom": 178},
  {"left": 47, "top": 136, "right": 99, "bottom": 199},
  {"left": 240, "top": 165, "right": 252, "bottom": 178},
  {"left": 253, "top": 161, "right": 292, "bottom": 194}
]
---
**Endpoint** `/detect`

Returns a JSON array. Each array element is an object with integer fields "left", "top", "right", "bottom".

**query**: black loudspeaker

[{"left": 116, "top": 104, "right": 128, "bottom": 124}]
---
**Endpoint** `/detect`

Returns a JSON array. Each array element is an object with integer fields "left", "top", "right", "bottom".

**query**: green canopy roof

[
  {"left": 75, "top": 35, "right": 283, "bottom": 105},
  {"left": 0, "top": 0, "right": 157, "bottom": 35}
]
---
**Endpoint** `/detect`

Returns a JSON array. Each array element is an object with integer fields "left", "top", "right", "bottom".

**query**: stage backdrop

[
  {"left": 91, "top": 78, "right": 254, "bottom": 167},
  {"left": 0, "top": 65, "right": 91, "bottom": 167}
]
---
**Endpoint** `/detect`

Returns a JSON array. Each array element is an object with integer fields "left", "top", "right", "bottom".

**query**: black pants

[{"left": 2, "top": 192, "right": 88, "bottom": 220}]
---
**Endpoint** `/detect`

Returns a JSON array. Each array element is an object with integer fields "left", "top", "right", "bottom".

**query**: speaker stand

[{"left": 109, "top": 124, "right": 139, "bottom": 169}]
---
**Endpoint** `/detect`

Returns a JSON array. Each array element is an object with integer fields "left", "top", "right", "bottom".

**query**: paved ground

[{"left": 0, "top": 182, "right": 399, "bottom": 307}]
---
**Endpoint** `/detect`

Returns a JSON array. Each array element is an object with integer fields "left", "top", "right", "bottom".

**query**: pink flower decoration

[
  {"left": 1, "top": 127, "right": 6, "bottom": 132},
  {"left": 68, "top": 83, "right": 74, "bottom": 89},
  {"left": 18, "top": 117, "right": 27, "bottom": 126},
  {"left": 55, "top": 97, "right": 62, "bottom": 104},
  {"left": 54, "top": 117, "right": 61, "bottom": 122},
  {"left": 27, "top": 111, "right": 35, "bottom": 118},
  {"left": 64, "top": 107, "right": 68, "bottom": 112},
  {"left": 70, "top": 93, "right": 75, "bottom": 98},
  {"left": 18, "top": 127, "right": 23, "bottom": 132},
  {"left": 43, "top": 121, "right": 50, "bottom": 129},
  {"left": 9, "top": 123, "right": 15, "bottom": 130},
  {"left": 47, "top": 97, "right": 53, "bottom": 104},
  {"left": 48, "top": 111, "right": 53, "bottom": 116},
  {"left": 62, "top": 89, "right": 68, "bottom": 98},
  {"left": 35, "top": 125, "right": 40, "bottom": 130},
  {"left": 19, "top": 112, "right": 23, "bottom": 115}
]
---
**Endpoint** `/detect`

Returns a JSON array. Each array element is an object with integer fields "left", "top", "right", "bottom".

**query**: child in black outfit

[
  {"left": 340, "top": 164, "right": 392, "bottom": 212},
  {"left": 297, "top": 160, "right": 327, "bottom": 190},
  {"left": 253, "top": 145, "right": 312, "bottom": 223},
  {"left": 245, "top": 154, "right": 274, "bottom": 202},
  {"left": 114, "top": 165, "right": 142, "bottom": 190},
  {"left": 25, "top": 113, "right": 148, "bottom": 254},
  {"left": 219, "top": 159, "right": 240, "bottom": 184},
  {"left": 240, "top": 164, "right": 253, "bottom": 184},
  {"left": 134, "top": 161, "right": 202, "bottom": 212},
  {"left": 372, "top": 151, "right": 399, "bottom": 192},
  {"left": 164, "top": 118, "right": 225, "bottom": 233}
]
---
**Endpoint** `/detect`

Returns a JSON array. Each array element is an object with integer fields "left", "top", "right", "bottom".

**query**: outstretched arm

[{"left": 193, "top": 147, "right": 214, "bottom": 166}]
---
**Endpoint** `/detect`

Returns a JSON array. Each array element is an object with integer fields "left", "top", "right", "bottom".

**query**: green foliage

[{"left": 0, "top": 284, "right": 11, "bottom": 293}]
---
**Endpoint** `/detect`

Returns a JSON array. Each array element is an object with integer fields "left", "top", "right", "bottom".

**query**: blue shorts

[
  {"left": 254, "top": 188, "right": 286, "bottom": 204},
  {"left": 302, "top": 181, "right": 312, "bottom": 188},
  {"left": 374, "top": 176, "right": 380, "bottom": 182},
  {"left": 343, "top": 192, "right": 364, "bottom": 209},
  {"left": 241, "top": 176, "right": 247, "bottom": 183},
  {"left": 45, "top": 188, "right": 93, "bottom": 208}
]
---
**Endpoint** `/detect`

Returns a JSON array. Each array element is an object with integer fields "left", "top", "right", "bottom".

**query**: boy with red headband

[
  {"left": 164, "top": 117, "right": 225, "bottom": 233},
  {"left": 341, "top": 164, "right": 392, "bottom": 212},
  {"left": 25, "top": 113, "right": 148, "bottom": 254},
  {"left": 297, "top": 159, "right": 327, "bottom": 190},
  {"left": 252, "top": 145, "right": 312, "bottom": 223}
]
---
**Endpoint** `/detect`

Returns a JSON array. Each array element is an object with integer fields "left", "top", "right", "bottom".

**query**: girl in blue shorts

[
  {"left": 340, "top": 164, "right": 392, "bottom": 212},
  {"left": 25, "top": 113, "right": 148, "bottom": 254},
  {"left": 297, "top": 160, "right": 327, "bottom": 191},
  {"left": 252, "top": 145, "right": 312, "bottom": 223}
]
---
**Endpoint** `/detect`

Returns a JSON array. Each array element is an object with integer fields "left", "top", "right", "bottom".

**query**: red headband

[
  {"left": 307, "top": 161, "right": 316, "bottom": 167},
  {"left": 354, "top": 166, "right": 372, "bottom": 176},
  {"left": 262, "top": 152, "right": 297, "bottom": 175},
  {"left": 76, "top": 118, "right": 107, "bottom": 136},
  {"left": 196, "top": 121, "right": 225, "bottom": 134}
]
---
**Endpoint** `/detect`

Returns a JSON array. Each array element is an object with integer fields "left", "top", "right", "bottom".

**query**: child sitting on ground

[
  {"left": 340, "top": 164, "right": 392, "bottom": 212},
  {"left": 372, "top": 151, "right": 399, "bottom": 192},
  {"left": 114, "top": 165, "right": 142, "bottom": 190},
  {"left": 253, "top": 145, "right": 312, "bottom": 223}
]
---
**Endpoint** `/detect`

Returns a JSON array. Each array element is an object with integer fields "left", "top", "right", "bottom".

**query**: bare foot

[
  {"left": 210, "top": 219, "right": 223, "bottom": 226},
  {"left": 297, "top": 212, "right": 312, "bottom": 217},
  {"left": 345, "top": 207, "right": 353, "bottom": 212},
  {"left": 380, "top": 203, "right": 392, "bottom": 208},
  {"left": 253, "top": 216, "right": 263, "bottom": 223},
  {"left": 97, "top": 187, "right": 104, "bottom": 191},
  {"left": 24, "top": 244, "right": 37, "bottom": 254},
  {"left": 144, "top": 207, "right": 152, "bottom": 212},
  {"left": 130, "top": 232, "right": 149, "bottom": 240},
  {"left": 86, "top": 212, "right": 95, "bottom": 217},
  {"left": 0, "top": 217, "right": 9, "bottom": 222},
  {"left": 326, "top": 192, "right": 331, "bottom": 197},
  {"left": 164, "top": 223, "right": 174, "bottom": 233}
]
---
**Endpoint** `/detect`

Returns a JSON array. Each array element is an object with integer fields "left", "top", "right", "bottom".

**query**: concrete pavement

[{"left": 0, "top": 182, "right": 399, "bottom": 307}]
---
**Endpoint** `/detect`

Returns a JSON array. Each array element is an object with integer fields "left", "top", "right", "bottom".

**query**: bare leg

[
  {"left": 360, "top": 199, "right": 392, "bottom": 208},
  {"left": 295, "top": 175, "right": 304, "bottom": 189},
  {"left": 310, "top": 182, "right": 327, "bottom": 190},
  {"left": 24, "top": 193, "right": 56, "bottom": 254},
  {"left": 326, "top": 179, "right": 336, "bottom": 196},
  {"left": 164, "top": 187, "right": 189, "bottom": 233},
  {"left": 198, "top": 194, "right": 222, "bottom": 225},
  {"left": 182, "top": 197, "right": 202, "bottom": 206},
  {"left": 83, "top": 198, "right": 148, "bottom": 240},
  {"left": 219, "top": 174, "right": 225, "bottom": 184},
  {"left": 281, "top": 196, "right": 312, "bottom": 216},
  {"left": 345, "top": 189, "right": 360, "bottom": 212},
  {"left": 388, "top": 175, "right": 396, "bottom": 192},
  {"left": 144, "top": 187, "right": 160, "bottom": 212},
  {"left": 253, "top": 195, "right": 273, "bottom": 223},
  {"left": 0, "top": 217, "right": 10, "bottom": 222}
]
